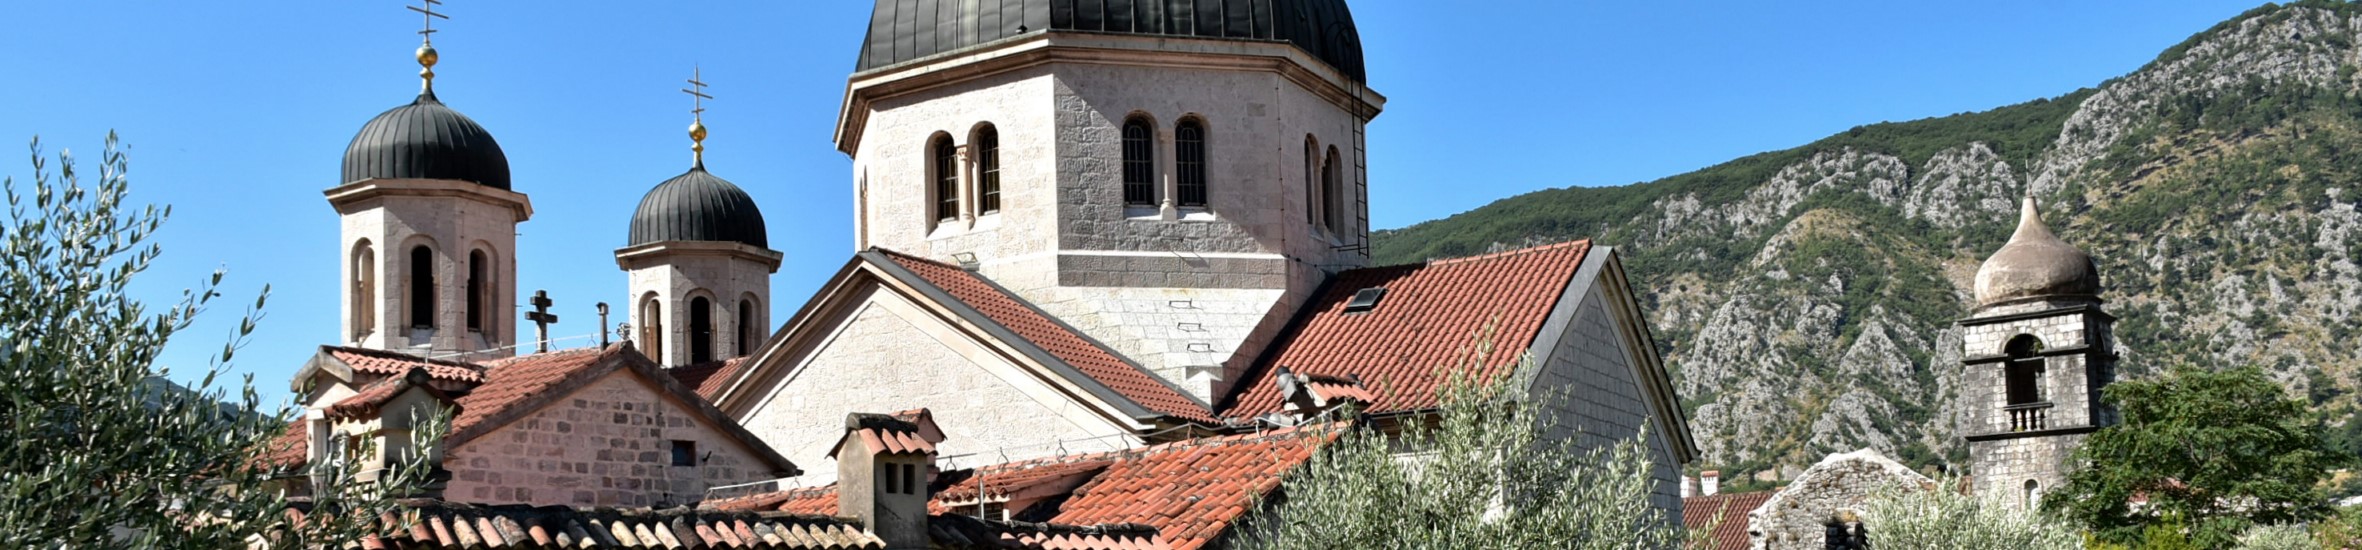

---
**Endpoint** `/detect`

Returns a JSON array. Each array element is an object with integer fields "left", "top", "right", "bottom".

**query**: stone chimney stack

[
  {"left": 830, "top": 413, "right": 936, "bottom": 550},
  {"left": 1682, "top": 476, "right": 1699, "bottom": 498},
  {"left": 1700, "top": 470, "right": 1720, "bottom": 496}
]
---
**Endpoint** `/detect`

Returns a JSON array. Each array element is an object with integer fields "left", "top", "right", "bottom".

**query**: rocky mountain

[{"left": 1372, "top": 1, "right": 2362, "bottom": 484}]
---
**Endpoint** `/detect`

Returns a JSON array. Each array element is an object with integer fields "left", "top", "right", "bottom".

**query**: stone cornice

[
  {"left": 1955, "top": 303, "right": 2115, "bottom": 327},
  {"left": 613, "top": 240, "right": 785, "bottom": 272},
  {"left": 325, "top": 178, "right": 534, "bottom": 221},
  {"left": 834, "top": 32, "right": 1387, "bottom": 156},
  {"left": 1963, "top": 425, "right": 2099, "bottom": 442}
]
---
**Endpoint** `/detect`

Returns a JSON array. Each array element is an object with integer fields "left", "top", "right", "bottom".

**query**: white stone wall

[
  {"left": 623, "top": 247, "right": 775, "bottom": 367},
  {"left": 443, "top": 370, "right": 775, "bottom": 508},
  {"left": 335, "top": 181, "right": 522, "bottom": 362},
  {"left": 1529, "top": 283, "right": 1686, "bottom": 522},
  {"left": 1748, "top": 450, "right": 1933, "bottom": 550},
  {"left": 737, "top": 286, "right": 1138, "bottom": 471}
]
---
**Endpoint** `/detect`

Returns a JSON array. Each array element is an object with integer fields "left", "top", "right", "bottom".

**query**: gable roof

[
  {"left": 324, "top": 367, "right": 456, "bottom": 420},
  {"left": 867, "top": 250, "right": 1213, "bottom": 423},
  {"left": 668, "top": 357, "right": 751, "bottom": 400},
  {"left": 1683, "top": 491, "right": 1771, "bottom": 550},
  {"left": 292, "top": 345, "right": 487, "bottom": 393},
  {"left": 451, "top": 344, "right": 800, "bottom": 477},
  {"left": 1220, "top": 240, "right": 1594, "bottom": 417},
  {"left": 712, "top": 427, "right": 1336, "bottom": 550}
]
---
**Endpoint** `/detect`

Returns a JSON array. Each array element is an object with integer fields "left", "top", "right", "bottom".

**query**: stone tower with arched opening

[{"left": 1960, "top": 197, "right": 2118, "bottom": 507}]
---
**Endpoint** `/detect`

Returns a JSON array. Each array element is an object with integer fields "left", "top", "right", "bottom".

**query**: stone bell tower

[
  {"left": 328, "top": 28, "right": 529, "bottom": 362},
  {"left": 1959, "top": 197, "right": 2118, "bottom": 509},
  {"left": 616, "top": 76, "right": 780, "bottom": 367}
]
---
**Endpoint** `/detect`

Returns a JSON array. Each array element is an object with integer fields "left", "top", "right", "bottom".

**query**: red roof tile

[
  {"left": 934, "top": 458, "right": 1115, "bottom": 504},
  {"left": 255, "top": 421, "right": 309, "bottom": 471},
  {"left": 450, "top": 347, "right": 611, "bottom": 439},
  {"left": 875, "top": 250, "right": 1211, "bottom": 423},
  {"left": 325, "top": 368, "right": 454, "bottom": 420},
  {"left": 668, "top": 357, "right": 750, "bottom": 401},
  {"left": 1220, "top": 240, "right": 1593, "bottom": 417},
  {"left": 1683, "top": 491, "right": 1770, "bottom": 550},
  {"left": 718, "top": 427, "right": 1336, "bottom": 550},
  {"left": 324, "top": 346, "right": 486, "bottom": 384}
]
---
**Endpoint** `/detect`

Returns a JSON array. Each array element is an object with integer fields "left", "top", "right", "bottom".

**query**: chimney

[
  {"left": 1682, "top": 475, "right": 1699, "bottom": 498},
  {"left": 1701, "top": 470, "right": 1721, "bottom": 496},
  {"left": 831, "top": 413, "right": 935, "bottom": 550}
]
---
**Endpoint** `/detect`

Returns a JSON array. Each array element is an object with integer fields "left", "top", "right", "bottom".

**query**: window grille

[
  {"left": 1176, "top": 120, "right": 1206, "bottom": 207},
  {"left": 1122, "top": 119, "right": 1154, "bottom": 206}
]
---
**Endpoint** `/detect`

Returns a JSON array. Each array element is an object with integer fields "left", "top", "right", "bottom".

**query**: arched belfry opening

[
  {"left": 351, "top": 240, "right": 376, "bottom": 342},
  {"left": 408, "top": 245, "right": 436, "bottom": 330},
  {"left": 689, "top": 296, "right": 715, "bottom": 364},
  {"left": 640, "top": 293, "right": 664, "bottom": 361}
]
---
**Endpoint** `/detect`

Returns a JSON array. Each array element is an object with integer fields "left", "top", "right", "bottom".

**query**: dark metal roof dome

[
  {"left": 855, "top": 0, "right": 1366, "bottom": 83},
  {"left": 628, "top": 166, "right": 769, "bottom": 248},
  {"left": 341, "top": 92, "right": 512, "bottom": 190}
]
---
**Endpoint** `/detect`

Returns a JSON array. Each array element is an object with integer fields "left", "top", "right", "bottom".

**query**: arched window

[
  {"left": 1176, "top": 119, "right": 1207, "bottom": 207},
  {"left": 689, "top": 296, "right": 714, "bottom": 364},
  {"left": 466, "top": 250, "right": 487, "bottom": 332},
  {"left": 2005, "top": 335, "right": 2045, "bottom": 406},
  {"left": 408, "top": 245, "right": 436, "bottom": 329},
  {"left": 1122, "top": 117, "right": 1155, "bottom": 206},
  {"left": 976, "top": 125, "right": 1001, "bottom": 214},
  {"left": 737, "top": 298, "right": 758, "bottom": 357},
  {"left": 1304, "top": 136, "right": 1320, "bottom": 225},
  {"left": 640, "top": 294, "right": 664, "bottom": 361},
  {"left": 1321, "top": 146, "right": 1344, "bottom": 233},
  {"left": 932, "top": 135, "right": 959, "bottom": 222},
  {"left": 352, "top": 241, "right": 376, "bottom": 340},
  {"left": 2022, "top": 479, "right": 2041, "bottom": 509}
]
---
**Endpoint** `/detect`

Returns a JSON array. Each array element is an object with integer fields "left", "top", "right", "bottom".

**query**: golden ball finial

[
  {"left": 688, "top": 120, "right": 708, "bottom": 143},
  {"left": 416, "top": 44, "right": 439, "bottom": 68}
]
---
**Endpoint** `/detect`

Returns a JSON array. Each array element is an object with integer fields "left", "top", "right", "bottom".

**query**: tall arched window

[
  {"left": 1321, "top": 146, "right": 1344, "bottom": 233},
  {"left": 689, "top": 297, "right": 714, "bottom": 364},
  {"left": 466, "top": 250, "right": 487, "bottom": 332},
  {"left": 1304, "top": 136, "right": 1320, "bottom": 225},
  {"left": 2005, "top": 335, "right": 2045, "bottom": 406},
  {"left": 640, "top": 294, "right": 664, "bottom": 361},
  {"left": 1122, "top": 117, "right": 1155, "bottom": 207},
  {"left": 408, "top": 245, "right": 436, "bottom": 329},
  {"left": 1176, "top": 119, "right": 1207, "bottom": 207},
  {"left": 737, "top": 298, "right": 758, "bottom": 357},
  {"left": 976, "top": 125, "right": 1001, "bottom": 214},
  {"left": 352, "top": 241, "right": 376, "bottom": 340},
  {"left": 2022, "top": 480, "right": 2041, "bottom": 508},
  {"left": 932, "top": 135, "right": 959, "bottom": 222}
]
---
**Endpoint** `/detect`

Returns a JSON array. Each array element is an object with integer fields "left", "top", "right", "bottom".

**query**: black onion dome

[
  {"left": 628, "top": 167, "right": 769, "bottom": 248},
  {"left": 855, "top": 0, "right": 1366, "bottom": 83},
  {"left": 341, "top": 92, "right": 512, "bottom": 190}
]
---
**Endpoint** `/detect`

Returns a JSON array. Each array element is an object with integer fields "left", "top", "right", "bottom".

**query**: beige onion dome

[{"left": 1973, "top": 197, "right": 2101, "bottom": 308}]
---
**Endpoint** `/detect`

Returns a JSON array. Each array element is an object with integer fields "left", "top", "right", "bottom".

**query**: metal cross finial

[
  {"left": 526, "top": 290, "right": 560, "bottom": 353},
  {"left": 683, "top": 66, "right": 713, "bottom": 167},
  {"left": 407, "top": 0, "right": 447, "bottom": 44}
]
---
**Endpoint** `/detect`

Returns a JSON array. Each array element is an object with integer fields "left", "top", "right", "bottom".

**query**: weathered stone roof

[{"left": 1973, "top": 197, "right": 2101, "bottom": 308}]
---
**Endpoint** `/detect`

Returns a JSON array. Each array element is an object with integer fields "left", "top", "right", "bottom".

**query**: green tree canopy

[{"left": 2044, "top": 366, "right": 2351, "bottom": 546}]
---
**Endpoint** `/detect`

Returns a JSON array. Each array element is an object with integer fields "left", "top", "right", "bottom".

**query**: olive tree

[{"left": 0, "top": 134, "right": 442, "bottom": 548}]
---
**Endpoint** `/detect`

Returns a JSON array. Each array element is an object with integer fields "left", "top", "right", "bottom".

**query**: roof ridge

[
  {"left": 321, "top": 344, "right": 487, "bottom": 370},
  {"left": 1426, "top": 238, "right": 1593, "bottom": 267}
]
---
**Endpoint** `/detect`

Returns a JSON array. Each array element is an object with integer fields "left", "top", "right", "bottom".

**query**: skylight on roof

[{"left": 1343, "top": 287, "right": 1388, "bottom": 313}]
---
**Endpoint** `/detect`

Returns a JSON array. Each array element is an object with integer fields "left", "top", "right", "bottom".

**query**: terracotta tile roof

[
  {"left": 325, "top": 368, "right": 454, "bottom": 420},
  {"left": 1219, "top": 240, "right": 1593, "bottom": 417},
  {"left": 450, "top": 347, "right": 612, "bottom": 439},
  {"left": 934, "top": 458, "right": 1116, "bottom": 505},
  {"left": 829, "top": 413, "right": 938, "bottom": 458},
  {"left": 1045, "top": 428, "right": 1333, "bottom": 550},
  {"left": 873, "top": 250, "right": 1211, "bottom": 423},
  {"left": 926, "top": 514, "right": 1169, "bottom": 550},
  {"left": 350, "top": 498, "right": 885, "bottom": 549},
  {"left": 255, "top": 421, "right": 309, "bottom": 471},
  {"left": 668, "top": 357, "right": 750, "bottom": 401},
  {"left": 1683, "top": 491, "right": 1771, "bottom": 550},
  {"left": 324, "top": 345, "right": 486, "bottom": 384},
  {"left": 718, "top": 427, "right": 1336, "bottom": 550}
]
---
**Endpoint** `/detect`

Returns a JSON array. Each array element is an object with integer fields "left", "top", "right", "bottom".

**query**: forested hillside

[{"left": 1372, "top": 1, "right": 2362, "bottom": 483}]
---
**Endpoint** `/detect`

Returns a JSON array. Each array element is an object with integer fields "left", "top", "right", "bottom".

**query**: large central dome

[
  {"left": 342, "top": 92, "right": 512, "bottom": 190},
  {"left": 854, "top": 0, "right": 1366, "bottom": 83}
]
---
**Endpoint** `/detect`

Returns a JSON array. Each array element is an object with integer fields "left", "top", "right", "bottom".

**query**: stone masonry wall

[
  {"left": 625, "top": 250, "right": 773, "bottom": 367},
  {"left": 443, "top": 370, "right": 775, "bottom": 508},
  {"left": 1749, "top": 450, "right": 1934, "bottom": 550},
  {"left": 737, "top": 288, "right": 1136, "bottom": 471},
  {"left": 1531, "top": 284, "right": 1685, "bottom": 523},
  {"left": 1971, "top": 433, "right": 2086, "bottom": 507},
  {"left": 339, "top": 187, "right": 520, "bottom": 362}
]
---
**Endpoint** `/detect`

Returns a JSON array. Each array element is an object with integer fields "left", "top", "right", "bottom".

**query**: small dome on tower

[
  {"left": 341, "top": 92, "right": 512, "bottom": 189},
  {"left": 854, "top": 0, "right": 1368, "bottom": 83},
  {"left": 627, "top": 167, "right": 768, "bottom": 248},
  {"left": 1973, "top": 197, "right": 2100, "bottom": 308}
]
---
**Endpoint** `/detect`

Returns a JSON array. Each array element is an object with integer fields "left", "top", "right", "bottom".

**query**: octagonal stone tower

[
  {"left": 835, "top": 0, "right": 1386, "bottom": 402},
  {"left": 327, "top": 43, "right": 530, "bottom": 362},
  {"left": 1960, "top": 197, "right": 2118, "bottom": 509}
]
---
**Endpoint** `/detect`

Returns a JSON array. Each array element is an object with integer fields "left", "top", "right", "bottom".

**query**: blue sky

[{"left": 0, "top": 1, "right": 2260, "bottom": 406}]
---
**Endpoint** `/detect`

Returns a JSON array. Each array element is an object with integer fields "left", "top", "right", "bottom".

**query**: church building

[{"left": 265, "top": 0, "right": 1703, "bottom": 547}]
